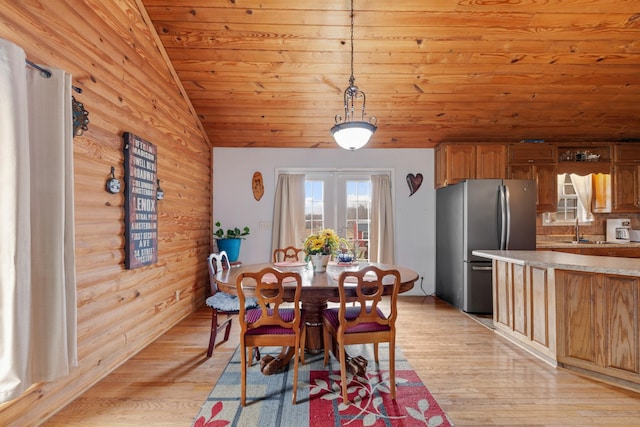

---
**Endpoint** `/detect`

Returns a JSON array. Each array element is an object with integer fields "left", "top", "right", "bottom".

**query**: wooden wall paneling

[{"left": 0, "top": 1, "right": 212, "bottom": 425}]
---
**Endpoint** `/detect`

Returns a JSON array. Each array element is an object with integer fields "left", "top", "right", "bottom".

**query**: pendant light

[{"left": 330, "top": 0, "right": 377, "bottom": 150}]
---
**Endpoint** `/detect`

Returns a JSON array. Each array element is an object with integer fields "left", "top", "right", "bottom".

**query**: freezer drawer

[{"left": 464, "top": 262, "right": 493, "bottom": 314}]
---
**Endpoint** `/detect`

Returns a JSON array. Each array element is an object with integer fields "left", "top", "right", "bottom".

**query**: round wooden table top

[{"left": 214, "top": 261, "right": 418, "bottom": 302}]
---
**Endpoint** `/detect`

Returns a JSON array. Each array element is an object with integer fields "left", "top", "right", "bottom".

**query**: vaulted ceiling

[{"left": 141, "top": 1, "right": 640, "bottom": 148}]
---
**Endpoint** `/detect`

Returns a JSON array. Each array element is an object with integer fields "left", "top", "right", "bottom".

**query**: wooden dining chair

[
  {"left": 322, "top": 266, "right": 401, "bottom": 403},
  {"left": 205, "top": 251, "right": 258, "bottom": 357},
  {"left": 236, "top": 267, "right": 306, "bottom": 406},
  {"left": 272, "top": 246, "right": 304, "bottom": 263}
]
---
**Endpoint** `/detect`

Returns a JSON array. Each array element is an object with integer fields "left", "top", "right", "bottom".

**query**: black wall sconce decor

[
  {"left": 156, "top": 179, "right": 164, "bottom": 200},
  {"left": 72, "top": 93, "right": 90, "bottom": 137},
  {"left": 106, "top": 166, "right": 121, "bottom": 194}
]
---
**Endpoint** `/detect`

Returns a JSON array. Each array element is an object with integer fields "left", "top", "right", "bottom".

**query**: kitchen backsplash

[{"left": 536, "top": 212, "right": 640, "bottom": 238}]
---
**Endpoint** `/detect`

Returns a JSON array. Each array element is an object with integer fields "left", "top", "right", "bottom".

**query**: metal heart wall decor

[{"left": 406, "top": 173, "right": 423, "bottom": 196}]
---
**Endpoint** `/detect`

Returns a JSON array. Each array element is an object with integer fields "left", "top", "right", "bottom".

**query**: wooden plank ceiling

[{"left": 141, "top": 0, "right": 640, "bottom": 148}]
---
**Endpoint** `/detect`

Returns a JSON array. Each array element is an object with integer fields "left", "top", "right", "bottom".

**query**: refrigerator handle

[
  {"left": 499, "top": 184, "right": 507, "bottom": 249},
  {"left": 471, "top": 265, "right": 493, "bottom": 271},
  {"left": 504, "top": 184, "right": 511, "bottom": 249}
]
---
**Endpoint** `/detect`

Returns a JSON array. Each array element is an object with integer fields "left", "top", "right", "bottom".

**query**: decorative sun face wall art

[{"left": 406, "top": 173, "right": 423, "bottom": 196}]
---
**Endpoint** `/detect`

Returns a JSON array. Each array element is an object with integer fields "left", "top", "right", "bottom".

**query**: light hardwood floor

[{"left": 43, "top": 296, "right": 640, "bottom": 426}]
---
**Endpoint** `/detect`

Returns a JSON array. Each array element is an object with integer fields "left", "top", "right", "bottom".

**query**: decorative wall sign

[
  {"left": 123, "top": 132, "right": 158, "bottom": 269},
  {"left": 406, "top": 173, "right": 423, "bottom": 196},
  {"left": 252, "top": 171, "right": 264, "bottom": 201}
]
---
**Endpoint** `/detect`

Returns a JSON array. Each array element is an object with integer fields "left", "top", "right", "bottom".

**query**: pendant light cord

[{"left": 350, "top": 0, "right": 354, "bottom": 83}]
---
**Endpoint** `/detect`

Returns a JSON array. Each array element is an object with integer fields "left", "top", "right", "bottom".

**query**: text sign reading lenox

[{"left": 124, "top": 132, "right": 158, "bottom": 269}]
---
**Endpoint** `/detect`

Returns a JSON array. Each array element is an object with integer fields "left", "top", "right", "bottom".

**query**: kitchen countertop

[{"left": 472, "top": 249, "right": 640, "bottom": 277}]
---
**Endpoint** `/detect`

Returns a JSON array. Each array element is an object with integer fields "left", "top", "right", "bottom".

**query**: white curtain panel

[
  {"left": 370, "top": 174, "right": 395, "bottom": 264},
  {"left": 570, "top": 173, "right": 594, "bottom": 222},
  {"left": 0, "top": 38, "right": 77, "bottom": 404},
  {"left": 271, "top": 174, "right": 305, "bottom": 256}
]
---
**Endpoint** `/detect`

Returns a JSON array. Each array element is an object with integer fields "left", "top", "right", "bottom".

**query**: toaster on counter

[{"left": 630, "top": 229, "right": 640, "bottom": 242}]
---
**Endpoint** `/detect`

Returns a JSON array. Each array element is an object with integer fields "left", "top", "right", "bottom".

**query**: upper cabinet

[
  {"left": 508, "top": 143, "right": 556, "bottom": 164},
  {"left": 613, "top": 144, "right": 640, "bottom": 212},
  {"left": 477, "top": 144, "right": 507, "bottom": 179},
  {"left": 434, "top": 143, "right": 475, "bottom": 188},
  {"left": 435, "top": 142, "right": 640, "bottom": 214},
  {"left": 507, "top": 143, "right": 557, "bottom": 212},
  {"left": 434, "top": 143, "right": 506, "bottom": 188}
]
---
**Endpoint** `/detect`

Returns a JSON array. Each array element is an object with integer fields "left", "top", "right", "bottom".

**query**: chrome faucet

[{"left": 575, "top": 217, "right": 580, "bottom": 242}]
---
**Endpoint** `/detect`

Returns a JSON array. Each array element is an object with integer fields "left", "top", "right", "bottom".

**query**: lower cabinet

[
  {"left": 491, "top": 258, "right": 640, "bottom": 391},
  {"left": 555, "top": 270, "right": 640, "bottom": 389},
  {"left": 493, "top": 260, "right": 557, "bottom": 363}
]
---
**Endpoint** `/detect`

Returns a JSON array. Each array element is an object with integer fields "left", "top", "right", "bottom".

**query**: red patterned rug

[{"left": 193, "top": 344, "right": 452, "bottom": 426}]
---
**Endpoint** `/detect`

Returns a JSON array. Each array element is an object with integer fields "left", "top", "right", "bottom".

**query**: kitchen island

[{"left": 472, "top": 250, "right": 640, "bottom": 392}]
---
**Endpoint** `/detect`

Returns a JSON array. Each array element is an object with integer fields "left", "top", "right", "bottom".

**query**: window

[
  {"left": 556, "top": 173, "right": 579, "bottom": 221},
  {"left": 543, "top": 173, "right": 602, "bottom": 226},
  {"left": 303, "top": 172, "right": 378, "bottom": 261},
  {"left": 305, "top": 179, "right": 325, "bottom": 232},
  {"left": 343, "top": 179, "right": 371, "bottom": 260}
]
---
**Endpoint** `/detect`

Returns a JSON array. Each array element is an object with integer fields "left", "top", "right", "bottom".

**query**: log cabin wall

[{"left": 0, "top": 2, "right": 212, "bottom": 425}]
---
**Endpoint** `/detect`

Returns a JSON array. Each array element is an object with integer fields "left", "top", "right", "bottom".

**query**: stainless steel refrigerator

[{"left": 435, "top": 179, "right": 537, "bottom": 313}]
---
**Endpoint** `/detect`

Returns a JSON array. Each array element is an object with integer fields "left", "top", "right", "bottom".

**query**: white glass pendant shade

[{"left": 331, "top": 121, "right": 377, "bottom": 151}]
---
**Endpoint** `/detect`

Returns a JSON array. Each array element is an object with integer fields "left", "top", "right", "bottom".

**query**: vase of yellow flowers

[{"left": 303, "top": 228, "right": 346, "bottom": 272}]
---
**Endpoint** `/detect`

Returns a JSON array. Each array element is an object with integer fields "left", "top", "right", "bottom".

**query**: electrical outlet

[{"left": 175, "top": 290, "right": 180, "bottom": 301}]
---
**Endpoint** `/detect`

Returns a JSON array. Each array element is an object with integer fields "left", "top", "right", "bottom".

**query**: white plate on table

[
  {"left": 273, "top": 261, "right": 307, "bottom": 268},
  {"left": 261, "top": 273, "right": 298, "bottom": 283}
]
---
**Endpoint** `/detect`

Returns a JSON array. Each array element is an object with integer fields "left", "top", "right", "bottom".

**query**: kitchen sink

[{"left": 565, "top": 240, "right": 611, "bottom": 245}]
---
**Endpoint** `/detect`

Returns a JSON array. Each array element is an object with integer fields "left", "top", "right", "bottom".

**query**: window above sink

[{"left": 543, "top": 172, "right": 611, "bottom": 226}]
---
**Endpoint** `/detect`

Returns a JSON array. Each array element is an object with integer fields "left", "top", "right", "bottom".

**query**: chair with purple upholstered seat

[
  {"left": 236, "top": 267, "right": 306, "bottom": 406},
  {"left": 322, "top": 265, "right": 401, "bottom": 403}
]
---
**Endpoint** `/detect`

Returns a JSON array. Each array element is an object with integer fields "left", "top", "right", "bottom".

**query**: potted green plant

[{"left": 213, "top": 221, "right": 250, "bottom": 262}]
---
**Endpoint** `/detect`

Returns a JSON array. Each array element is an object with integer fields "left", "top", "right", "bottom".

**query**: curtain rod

[{"left": 26, "top": 59, "right": 83, "bottom": 94}]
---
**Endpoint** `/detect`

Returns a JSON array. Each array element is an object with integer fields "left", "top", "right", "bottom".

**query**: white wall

[{"left": 213, "top": 148, "right": 436, "bottom": 296}]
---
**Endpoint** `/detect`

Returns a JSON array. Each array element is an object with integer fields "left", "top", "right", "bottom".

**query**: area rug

[{"left": 193, "top": 344, "right": 453, "bottom": 426}]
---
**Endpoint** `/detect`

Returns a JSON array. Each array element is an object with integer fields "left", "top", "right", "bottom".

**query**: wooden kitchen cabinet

[
  {"left": 508, "top": 143, "right": 557, "bottom": 212},
  {"left": 434, "top": 143, "right": 475, "bottom": 188},
  {"left": 556, "top": 270, "right": 640, "bottom": 388},
  {"left": 476, "top": 144, "right": 507, "bottom": 179},
  {"left": 434, "top": 143, "right": 506, "bottom": 188},
  {"left": 508, "top": 143, "right": 556, "bottom": 163},
  {"left": 493, "top": 259, "right": 557, "bottom": 363},
  {"left": 613, "top": 162, "right": 640, "bottom": 212},
  {"left": 614, "top": 143, "right": 640, "bottom": 163},
  {"left": 508, "top": 163, "right": 557, "bottom": 212},
  {"left": 612, "top": 143, "right": 640, "bottom": 212}
]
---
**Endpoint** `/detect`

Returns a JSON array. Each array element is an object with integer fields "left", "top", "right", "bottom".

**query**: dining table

[{"left": 214, "top": 260, "right": 419, "bottom": 375}]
